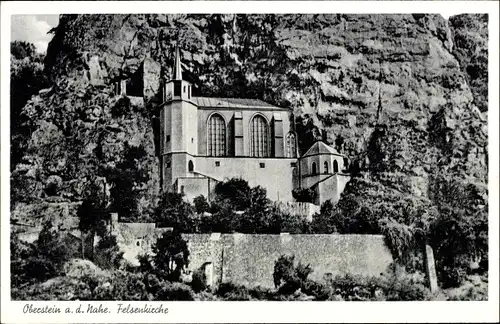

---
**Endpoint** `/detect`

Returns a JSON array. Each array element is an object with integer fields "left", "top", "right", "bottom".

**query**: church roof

[
  {"left": 192, "top": 97, "right": 289, "bottom": 111},
  {"left": 301, "top": 141, "right": 345, "bottom": 158}
]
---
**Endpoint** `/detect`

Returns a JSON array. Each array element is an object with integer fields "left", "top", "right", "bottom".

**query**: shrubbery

[
  {"left": 191, "top": 268, "right": 207, "bottom": 293},
  {"left": 156, "top": 178, "right": 311, "bottom": 234},
  {"left": 13, "top": 267, "right": 196, "bottom": 301},
  {"left": 292, "top": 187, "right": 317, "bottom": 203},
  {"left": 308, "top": 170, "right": 488, "bottom": 290},
  {"left": 271, "top": 255, "right": 430, "bottom": 301},
  {"left": 216, "top": 282, "right": 251, "bottom": 300},
  {"left": 93, "top": 234, "right": 124, "bottom": 270},
  {"left": 273, "top": 255, "right": 312, "bottom": 294},
  {"left": 151, "top": 230, "right": 190, "bottom": 282},
  {"left": 11, "top": 221, "right": 74, "bottom": 290}
]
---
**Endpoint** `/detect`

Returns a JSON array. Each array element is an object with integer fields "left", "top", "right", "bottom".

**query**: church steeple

[
  {"left": 173, "top": 46, "right": 183, "bottom": 80},
  {"left": 162, "top": 45, "right": 192, "bottom": 103}
]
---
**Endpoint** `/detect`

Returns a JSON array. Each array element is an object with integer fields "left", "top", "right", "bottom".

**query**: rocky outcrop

[
  {"left": 12, "top": 14, "right": 487, "bottom": 221},
  {"left": 449, "top": 14, "right": 488, "bottom": 113}
]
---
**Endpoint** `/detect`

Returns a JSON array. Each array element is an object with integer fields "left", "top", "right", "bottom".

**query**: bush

[
  {"left": 93, "top": 234, "right": 123, "bottom": 270},
  {"left": 444, "top": 274, "right": 488, "bottom": 301},
  {"left": 441, "top": 266, "right": 467, "bottom": 288},
  {"left": 137, "top": 253, "right": 154, "bottom": 273},
  {"left": 111, "top": 96, "right": 131, "bottom": 117},
  {"left": 152, "top": 230, "right": 190, "bottom": 281},
  {"left": 156, "top": 281, "right": 195, "bottom": 301},
  {"left": 382, "top": 265, "right": 429, "bottom": 301},
  {"left": 248, "top": 286, "right": 279, "bottom": 300},
  {"left": 64, "top": 259, "right": 109, "bottom": 278},
  {"left": 101, "top": 271, "right": 148, "bottom": 301},
  {"left": 273, "top": 255, "right": 312, "bottom": 295},
  {"left": 17, "top": 221, "right": 73, "bottom": 283},
  {"left": 292, "top": 187, "right": 317, "bottom": 203},
  {"left": 213, "top": 178, "right": 252, "bottom": 211},
  {"left": 155, "top": 191, "right": 195, "bottom": 231},
  {"left": 310, "top": 200, "right": 339, "bottom": 234},
  {"left": 301, "top": 279, "right": 332, "bottom": 300},
  {"left": 191, "top": 268, "right": 207, "bottom": 293},
  {"left": 325, "top": 265, "right": 430, "bottom": 301},
  {"left": 216, "top": 282, "right": 250, "bottom": 300},
  {"left": 193, "top": 195, "right": 210, "bottom": 214}
]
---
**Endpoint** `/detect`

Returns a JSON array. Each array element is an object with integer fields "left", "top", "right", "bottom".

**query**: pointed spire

[{"left": 173, "top": 46, "right": 183, "bottom": 80}]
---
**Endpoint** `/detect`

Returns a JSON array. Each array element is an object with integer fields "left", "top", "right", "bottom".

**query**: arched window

[
  {"left": 251, "top": 115, "right": 269, "bottom": 157},
  {"left": 312, "top": 162, "right": 317, "bottom": 175},
  {"left": 343, "top": 157, "right": 349, "bottom": 169},
  {"left": 188, "top": 160, "right": 194, "bottom": 172},
  {"left": 285, "top": 132, "right": 297, "bottom": 158},
  {"left": 208, "top": 114, "right": 226, "bottom": 156},
  {"left": 333, "top": 160, "right": 339, "bottom": 173},
  {"left": 324, "top": 161, "right": 329, "bottom": 174}
]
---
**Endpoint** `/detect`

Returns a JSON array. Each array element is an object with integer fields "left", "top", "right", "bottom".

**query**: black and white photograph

[{"left": 1, "top": 1, "right": 499, "bottom": 323}]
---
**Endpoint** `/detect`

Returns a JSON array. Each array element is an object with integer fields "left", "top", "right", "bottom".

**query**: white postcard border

[{"left": 1, "top": 1, "right": 499, "bottom": 323}]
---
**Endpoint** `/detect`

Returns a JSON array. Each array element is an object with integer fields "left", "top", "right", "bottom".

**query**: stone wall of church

[
  {"left": 177, "top": 177, "right": 210, "bottom": 202},
  {"left": 111, "top": 224, "right": 393, "bottom": 289},
  {"left": 192, "top": 156, "right": 298, "bottom": 201},
  {"left": 17, "top": 216, "right": 393, "bottom": 290},
  {"left": 317, "top": 173, "right": 351, "bottom": 204},
  {"left": 182, "top": 233, "right": 393, "bottom": 288}
]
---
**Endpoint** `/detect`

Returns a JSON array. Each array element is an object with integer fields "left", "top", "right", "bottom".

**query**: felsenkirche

[{"left": 157, "top": 47, "right": 350, "bottom": 205}]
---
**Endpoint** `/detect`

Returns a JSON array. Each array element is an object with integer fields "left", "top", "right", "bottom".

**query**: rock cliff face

[{"left": 12, "top": 14, "right": 488, "bottom": 219}]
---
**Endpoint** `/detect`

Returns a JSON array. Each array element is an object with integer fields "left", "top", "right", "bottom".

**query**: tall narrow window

[
  {"left": 333, "top": 160, "right": 339, "bottom": 173},
  {"left": 324, "top": 161, "right": 329, "bottom": 174},
  {"left": 312, "top": 162, "right": 317, "bottom": 175},
  {"left": 208, "top": 114, "right": 226, "bottom": 156},
  {"left": 174, "top": 81, "right": 181, "bottom": 96},
  {"left": 251, "top": 115, "right": 269, "bottom": 157},
  {"left": 285, "top": 132, "right": 297, "bottom": 158},
  {"left": 188, "top": 160, "right": 194, "bottom": 172}
]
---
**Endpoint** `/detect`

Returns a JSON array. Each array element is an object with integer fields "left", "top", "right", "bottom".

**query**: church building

[{"left": 156, "top": 47, "right": 350, "bottom": 205}]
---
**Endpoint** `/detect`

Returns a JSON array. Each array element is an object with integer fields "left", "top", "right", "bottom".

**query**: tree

[
  {"left": 204, "top": 205, "right": 236, "bottom": 233},
  {"left": 213, "top": 178, "right": 251, "bottom": 211},
  {"left": 155, "top": 191, "right": 195, "bottom": 232},
  {"left": 11, "top": 41, "right": 37, "bottom": 59},
  {"left": 26, "top": 220, "right": 71, "bottom": 282},
  {"left": 292, "top": 187, "right": 317, "bottom": 203},
  {"left": 107, "top": 143, "right": 149, "bottom": 221},
  {"left": 10, "top": 41, "right": 49, "bottom": 170},
  {"left": 278, "top": 210, "right": 310, "bottom": 234},
  {"left": 137, "top": 254, "right": 154, "bottom": 274},
  {"left": 310, "top": 200, "right": 339, "bottom": 234},
  {"left": 239, "top": 186, "right": 271, "bottom": 233},
  {"left": 152, "top": 231, "right": 190, "bottom": 281},
  {"left": 78, "top": 178, "right": 108, "bottom": 259},
  {"left": 193, "top": 195, "right": 210, "bottom": 214},
  {"left": 427, "top": 173, "right": 488, "bottom": 287},
  {"left": 11, "top": 232, "right": 36, "bottom": 288},
  {"left": 93, "top": 234, "right": 124, "bottom": 270}
]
